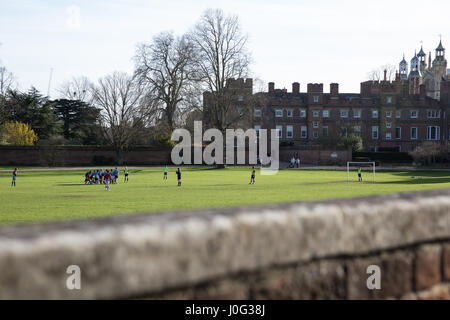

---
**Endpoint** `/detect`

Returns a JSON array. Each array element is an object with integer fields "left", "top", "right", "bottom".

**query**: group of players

[{"left": 84, "top": 167, "right": 129, "bottom": 191}]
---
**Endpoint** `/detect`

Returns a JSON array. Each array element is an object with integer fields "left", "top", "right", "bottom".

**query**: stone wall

[{"left": 1, "top": 189, "right": 450, "bottom": 299}]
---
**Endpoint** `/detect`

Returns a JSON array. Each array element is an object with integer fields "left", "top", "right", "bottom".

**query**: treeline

[{"left": 0, "top": 8, "right": 253, "bottom": 164}]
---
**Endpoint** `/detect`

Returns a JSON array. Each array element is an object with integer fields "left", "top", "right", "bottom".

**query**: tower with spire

[
  {"left": 399, "top": 38, "right": 449, "bottom": 100},
  {"left": 417, "top": 45, "right": 427, "bottom": 72},
  {"left": 399, "top": 54, "right": 408, "bottom": 80}
]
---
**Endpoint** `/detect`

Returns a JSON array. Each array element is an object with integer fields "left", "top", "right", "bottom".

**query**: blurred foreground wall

[{"left": 1, "top": 189, "right": 450, "bottom": 299}]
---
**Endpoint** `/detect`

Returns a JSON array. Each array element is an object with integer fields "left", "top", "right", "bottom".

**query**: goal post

[{"left": 347, "top": 161, "right": 376, "bottom": 183}]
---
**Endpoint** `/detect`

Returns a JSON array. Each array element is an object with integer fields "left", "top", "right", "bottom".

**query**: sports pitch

[{"left": 1, "top": 167, "right": 450, "bottom": 225}]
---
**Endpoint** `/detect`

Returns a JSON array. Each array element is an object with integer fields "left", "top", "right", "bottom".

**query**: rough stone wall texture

[{"left": 1, "top": 189, "right": 450, "bottom": 299}]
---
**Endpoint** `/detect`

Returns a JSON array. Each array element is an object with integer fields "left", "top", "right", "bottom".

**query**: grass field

[{"left": 1, "top": 167, "right": 450, "bottom": 225}]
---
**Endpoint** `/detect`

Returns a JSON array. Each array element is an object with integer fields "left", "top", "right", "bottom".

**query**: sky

[{"left": 0, "top": 0, "right": 449, "bottom": 98}]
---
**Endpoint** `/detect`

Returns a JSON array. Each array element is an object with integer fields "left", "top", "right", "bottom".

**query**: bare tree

[
  {"left": 92, "top": 71, "right": 157, "bottom": 164},
  {"left": 57, "top": 76, "right": 94, "bottom": 103},
  {"left": 134, "top": 31, "right": 196, "bottom": 136},
  {"left": 189, "top": 9, "right": 252, "bottom": 133},
  {"left": 367, "top": 64, "right": 397, "bottom": 82},
  {"left": 0, "top": 66, "right": 16, "bottom": 96}
]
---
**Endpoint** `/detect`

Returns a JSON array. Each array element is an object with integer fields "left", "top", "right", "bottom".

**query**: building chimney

[
  {"left": 330, "top": 83, "right": 339, "bottom": 98},
  {"left": 292, "top": 82, "right": 300, "bottom": 94},
  {"left": 268, "top": 82, "right": 275, "bottom": 92}
]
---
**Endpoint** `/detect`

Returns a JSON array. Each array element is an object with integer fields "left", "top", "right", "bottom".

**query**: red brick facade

[{"left": 249, "top": 78, "right": 450, "bottom": 152}]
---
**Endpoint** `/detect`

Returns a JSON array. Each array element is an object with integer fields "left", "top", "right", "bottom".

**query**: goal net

[{"left": 347, "top": 161, "right": 376, "bottom": 183}]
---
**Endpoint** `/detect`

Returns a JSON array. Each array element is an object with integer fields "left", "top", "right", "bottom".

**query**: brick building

[
  {"left": 203, "top": 41, "right": 450, "bottom": 152},
  {"left": 253, "top": 78, "right": 450, "bottom": 152}
]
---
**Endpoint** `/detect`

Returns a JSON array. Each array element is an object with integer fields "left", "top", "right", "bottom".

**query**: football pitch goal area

[{"left": 347, "top": 161, "right": 376, "bottom": 183}]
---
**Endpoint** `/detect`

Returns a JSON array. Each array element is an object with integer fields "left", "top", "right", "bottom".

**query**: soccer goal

[{"left": 347, "top": 161, "right": 376, "bottom": 183}]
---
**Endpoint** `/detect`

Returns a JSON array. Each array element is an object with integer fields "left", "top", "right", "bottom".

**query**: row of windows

[
  {"left": 264, "top": 125, "right": 441, "bottom": 141},
  {"left": 262, "top": 108, "right": 442, "bottom": 119}
]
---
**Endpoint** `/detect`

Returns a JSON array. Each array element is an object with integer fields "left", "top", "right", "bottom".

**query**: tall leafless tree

[
  {"left": 189, "top": 9, "right": 252, "bottom": 134},
  {"left": 367, "top": 64, "right": 397, "bottom": 82},
  {"left": 134, "top": 31, "right": 196, "bottom": 136},
  {"left": 92, "top": 71, "right": 157, "bottom": 164},
  {"left": 57, "top": 76, "right": 94, "bottom": 103},
  {"left": 0, "top": 66, "right": 16, "bottom": 96}
]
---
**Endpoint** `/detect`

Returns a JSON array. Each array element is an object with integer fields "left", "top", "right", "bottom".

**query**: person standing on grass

[
  {"left": 104, "top": 170, "right": 111, "bottom": 191},
  {"left": 176, "top": 168, "right": 181, "bottom": 186},
  {"left": 296, "top": 157, "right": 300, "bottom": 168},
  {"left": 163, "top": 165, "right": 168, "bottom": 180},
  {"left": 11, "top": 168, "right": 17, "bottom": 187},
  {"left": 358, "top": 167, "right": 362, "bottom": 182},
  {"left": 113, "top": 167, "right": 119, "bottom": 184},
  {"left": 249, "top": 166, "right": 256, "bottom": 185},
  {"left": 124, "top": 167, "right": 129, "bottom": 183}
]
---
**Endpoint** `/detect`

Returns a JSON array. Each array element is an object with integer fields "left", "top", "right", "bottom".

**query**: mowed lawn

[{"left": 1, "top": 167, "right": 450, "bottom": 225}]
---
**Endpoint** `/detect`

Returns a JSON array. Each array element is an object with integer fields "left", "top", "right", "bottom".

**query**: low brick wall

[
  {"left": 0, "top": 145, "right": 351, "bottom": 166},
  {"left": 0, "top": 146, "right": 172, "bottom": 166},
  {"left": 279, "top": 147, "right": 351, "bottom": 165},
  {"left": 1, "top": 189, "right": 450, "bottom": 299}
]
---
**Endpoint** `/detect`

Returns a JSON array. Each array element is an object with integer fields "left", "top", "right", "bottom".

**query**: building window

[
  {"left": 372, "top": 110, "right": 378, "bottom": 118},
  {"left": 353, "top": 109, "right": 361, "bottom": 118},
  {"left": 237, "top": 107, "right": 243, "bottom": 115},
  {"left": 323, "top": 110, "right": 329, "bottom": 118},
  {"left": 287, "top": 109, "right": 293, "bottom": 117},
  {"left": 427, "top": 126, "right": 440, "bottom": 140},
  {"left": 354, "top": 126, "right": 361, "bottom": 136},
  {"left": 340, "top": 110, "right": 348, "bottom": 118},
  {"left": 300, "top": 109, "right": 306, "bottom": 117},
  {"left": 313, "top": 110, "right": 319, "bottom": 117},
  {"left": 313, "top": 131, "right": 319, "bottom": 139},
  {"left": 395, "top": 127, "right": 401, "bottom": 139},
  {"left": 276, "top": 125, "right": 282, "bottom": 138},
  {"left": 286, "top": 125, "right": 293, "bottom": 138},
  {"left": 372, "top": 126, "right": 379, "bottom": 139},
  {"left": 341, "top": 127, "right": 348, "bottom": 137},
  {"left": 410, "top": 110, "right": 418, "bottom": 118},
  {"left": 237, "top": 95, "right": 243, "bottom": 102},
  {"left": 313, "top": 96, "right": 319, "bottom": 103},
  {"left": 386, "top": 111, "right": 392, "bottom": 118},
  {"left": 386, "top": 132, "right": 392, "bottom": 140},
  {"left": 411, "top": 127, "right": 418, "bottom": 140},
  {"left": 427, "top": 110, "right": 441, "bottom": 118},
  {"left": 313, "top": 121, "right": 319, "bottom": 129},
  {"left": 254, "top": 108, "right": 262, "bottom": 117},
  {"left": 396, "top": 110, "right": 401, "bottom": 118},
  {"left": 387, "top": 96, "right": 392, "bottom": 104},
  {"left": 300, "top": 126, "right": 307, "bottom": 138},
  {"left": 322, "top": 126, "right": 329, "bottom": 136},
  {"left": 275, "top": 109, "right": 283, "bottom": 117},
  {"left": 386, "top": 122, "right": 391, "bottom": 129}
]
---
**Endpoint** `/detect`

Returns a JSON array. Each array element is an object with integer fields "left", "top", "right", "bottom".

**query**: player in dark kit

[
  {"left": 249, "top": 166, "right": 255, "bottom": 184},
  {"left": 176, "top": 168, "right": 181, "bottom": 186},
  {"left": 11, "top": 168, "right": 18, "bottom": 187}
]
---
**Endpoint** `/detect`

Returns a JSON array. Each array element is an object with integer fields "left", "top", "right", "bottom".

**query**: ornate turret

[
  {"left": 436, "top": 40, "right": 446, "bottom": 62},
  {"left": 418, "top": 46, "right": 427, "bottom": 72},
  {"left": 409, "top": 51, "right": 421, "bottom": 78},
  {"left": 399, "top": 54, "right": 408, "bottom": 80}
]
